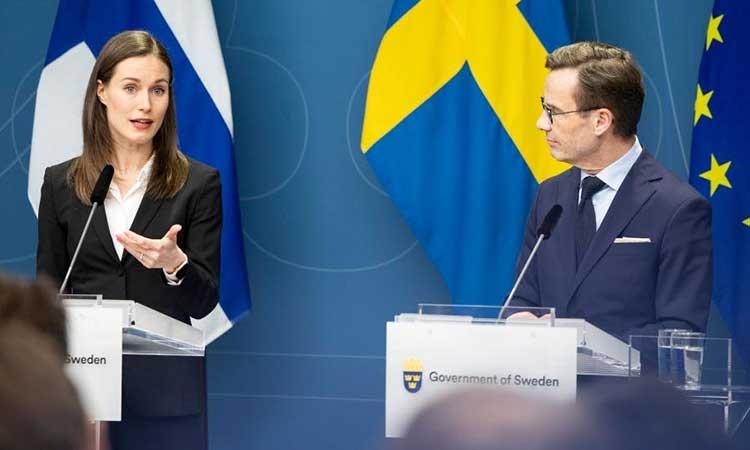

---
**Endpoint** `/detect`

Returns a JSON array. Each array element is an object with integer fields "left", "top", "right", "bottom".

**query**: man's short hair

[{"left": 546, "top": 41, "right": 645, "bottom": 137}]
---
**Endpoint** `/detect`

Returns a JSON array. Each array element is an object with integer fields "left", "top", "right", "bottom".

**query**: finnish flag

[{"left": 28, "top": 0, "right": 251, "bottom": 344}]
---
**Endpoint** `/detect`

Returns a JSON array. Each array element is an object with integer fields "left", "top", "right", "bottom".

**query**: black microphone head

[
  {"left": 89, "top": 164, "right": 114, "bottom": 204},
  {"left": 537, "top": 204, "right": 563, "bottom": 240}
]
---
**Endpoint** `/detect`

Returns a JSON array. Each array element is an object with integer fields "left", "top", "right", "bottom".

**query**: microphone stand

[
  {"left": 59, "top": 202, "right": 99, "bottom": 294},
  {"left": 497, "top": 233, "right": 546, "bottom": 321}
]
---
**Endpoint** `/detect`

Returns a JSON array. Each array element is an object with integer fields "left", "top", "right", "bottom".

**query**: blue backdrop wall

[{"left": 0, "top": 1, "right": 730, "bottom": 449}]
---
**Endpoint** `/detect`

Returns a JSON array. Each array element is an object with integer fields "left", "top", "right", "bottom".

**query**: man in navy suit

[{"left": 510, "top": 42, "right": 712, "bottom": 342}]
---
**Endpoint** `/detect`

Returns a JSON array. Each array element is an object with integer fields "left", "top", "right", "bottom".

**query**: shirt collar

[
  {"left": 107, "top": 154, "right": 155, "bottom": 197},
  {"left": 580, "top": 135, "right": 642, "bottom": 191},
  {"left": 136, "top": 154, "right": 155, "bottom": 185}
]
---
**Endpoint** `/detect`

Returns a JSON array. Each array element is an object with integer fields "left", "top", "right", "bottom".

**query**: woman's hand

[{"left": 116, "top": 224, "right": 187, "bottom": 273}]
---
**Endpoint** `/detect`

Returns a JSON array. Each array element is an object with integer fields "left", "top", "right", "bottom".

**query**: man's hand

[
  {"left": 506, "top": 312, "right": 552, "bottom": 321},
  {"left": 506, "top": 311, "right": 538, "bottom": 321},
  {"left": 116, "top": 225, "right": 187, "bottom": 272}
]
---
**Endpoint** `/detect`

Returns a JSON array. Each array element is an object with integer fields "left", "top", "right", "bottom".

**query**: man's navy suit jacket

[
  {"left": 37, "top": 157, "right": 221, "bottom": 417},
  {"left": 512, "top": 150, "right": 712, "bottom": 341}
]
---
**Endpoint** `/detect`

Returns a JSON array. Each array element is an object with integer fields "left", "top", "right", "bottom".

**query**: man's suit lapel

[
  {"left": 121, "top": 195, "right": 164, "bottom": 264},
  {"left": 564, "top": 151, "right": 661, "bottom": 309},
  {"left": 557, "top": 168, "right": 580, "bottom": 296}
]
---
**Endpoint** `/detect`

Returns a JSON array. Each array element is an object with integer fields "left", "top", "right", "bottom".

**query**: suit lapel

[
  {"left": 121, "top": 194, "right": 164, "bottom": 264},
  {"left": 556, "top": 168, "right": 580, "bottom": 297},
  {"left": 564, "top": 151, "right": 661, "bottom": 309},
  {"left": 90, "top": 203, "right": 120, "bottom": 264}
]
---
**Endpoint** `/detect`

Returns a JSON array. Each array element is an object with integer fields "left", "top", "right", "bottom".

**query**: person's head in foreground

[{"left": 0, "top": 320, "right": 85, "bottom": 450}]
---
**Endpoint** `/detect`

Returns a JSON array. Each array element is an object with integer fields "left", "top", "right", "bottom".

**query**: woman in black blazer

[{"left": 36, "top": 30, "right": 220, "bottom": 450}]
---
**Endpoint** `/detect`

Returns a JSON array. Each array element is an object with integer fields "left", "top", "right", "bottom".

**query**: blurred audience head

[
  {"left": 392, "top": 378, "right": 731, "bottom": 450},
  {"left": 0, "top": 320, "right": 85, "bottom": 450},
  {"left": 392, "top": 389, "right": 598, "bottom": 450},
  {"left": 580, "top": 377, "right": 731, "bottom": 450},
  {"left": 0, "top": 273, "right": 88, "bottom": 449},
  {"left": 0, "top": 273, "right": 67, "bottom": 355}
]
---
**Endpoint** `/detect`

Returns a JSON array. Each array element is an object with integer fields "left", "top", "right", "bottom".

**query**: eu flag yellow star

[
  {"left": 744, "top": 217, "right": 750, "bottom": 228},
  {"left": 699, "top": 154, "right": 732, "bottom": 196},
  {"left": 694, "top": 85, "right": 714, "bottom": 125},
  {"left": 706, "top": 14, "right": 725, "bottom": 50}
]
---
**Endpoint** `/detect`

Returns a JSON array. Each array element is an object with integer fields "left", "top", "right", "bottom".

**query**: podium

[
  {"left": 385, "top": 304, "right": 639, "bottom": 437},
  {"left": 62, "top": 294, "right": 204, "bottom": 424}
]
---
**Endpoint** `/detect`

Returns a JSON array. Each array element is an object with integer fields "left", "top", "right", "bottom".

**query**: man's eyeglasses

[{"left": 540, "top": 97, "right": 603, "bottom": 124}]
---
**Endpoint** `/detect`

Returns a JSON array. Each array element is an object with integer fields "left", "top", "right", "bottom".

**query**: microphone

[
  {"left": 537, "top": 204, "right": 562, "bottom": 240},
  {"left": 90, "top": 164, "right": 114, "bottom": 204},
  {"left": 498, "top": 205, "right": 563, "bottom": 320},
  {"left": 59, "top": 165, "right": 114, "bottom": 294}
]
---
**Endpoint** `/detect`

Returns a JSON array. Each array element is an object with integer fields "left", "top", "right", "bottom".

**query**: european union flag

[
  {"left": 690, "top": 0, "right": 750, "bottom": 363},
  {"left": 361, "top": 0, "right": 570, "bottom": 303}
]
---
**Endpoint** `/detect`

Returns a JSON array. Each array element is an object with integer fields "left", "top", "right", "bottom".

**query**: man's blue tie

[{"left": 576, "top": 176, "right": 606, "bottom": 269}]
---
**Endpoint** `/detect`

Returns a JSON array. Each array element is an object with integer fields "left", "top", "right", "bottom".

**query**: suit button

[{"left": 118, "top": 269, "right": 125, "bottom": 277}]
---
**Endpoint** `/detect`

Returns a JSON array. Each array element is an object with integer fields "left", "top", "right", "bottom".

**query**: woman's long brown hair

[{"left": 68, "top": 30, "right": 188, "bottom": 204}]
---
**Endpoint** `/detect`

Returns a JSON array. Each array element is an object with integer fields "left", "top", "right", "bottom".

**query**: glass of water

[
  {"left": 670, "top": 331, "right": 705, "bottom": 389},
  {"left": 657, "top": 328, "right": 689, "bottom": 383}
]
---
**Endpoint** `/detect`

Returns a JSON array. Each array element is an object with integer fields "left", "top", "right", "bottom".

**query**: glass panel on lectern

[
  {"left": 628, "top": 335, "right": 750, "bottom": 436},
  {"left": 61, "top": 297, "right": 204, "bottom": 356},
  {"left": 394, "top": 304, "right": 641, "bottom": 377},
  {"left": 405, "top": 303, "right": 556, "bottom": 327},
  {"left": 59, "top": 293, "right": 104, "bottom": 303}
]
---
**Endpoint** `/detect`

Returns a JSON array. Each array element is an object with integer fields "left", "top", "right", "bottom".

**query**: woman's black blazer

[{"left": 37, "top": 156, "right": 221, "bottom": 417}]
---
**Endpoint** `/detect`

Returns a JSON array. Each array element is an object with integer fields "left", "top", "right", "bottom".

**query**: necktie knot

[
  {"left": 576, "top": 176, "right": 606, "bottom": 268},
  {"left": 581, "top": 176, "right": 606, "bottom": 203}
]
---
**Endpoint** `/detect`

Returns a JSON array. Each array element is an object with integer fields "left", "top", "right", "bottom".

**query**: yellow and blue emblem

[{"left": 402, "top": 358, "right": 423, "bottom": 393}]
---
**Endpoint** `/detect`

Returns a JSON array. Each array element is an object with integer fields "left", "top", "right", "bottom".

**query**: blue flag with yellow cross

[
  {"left": 690, "top": 0, "right": 750, "bottom": 363},
  {"left": 361, "top": 0, "right": 570, "bottom": 303}
]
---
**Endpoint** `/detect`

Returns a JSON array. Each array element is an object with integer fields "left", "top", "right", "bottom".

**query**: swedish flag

[
  {"left": 361, "top": 0, "right": 569, "bottom": 303},
  {"left": 690, "top": 0, "right": 750, "bottom": 363}
]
